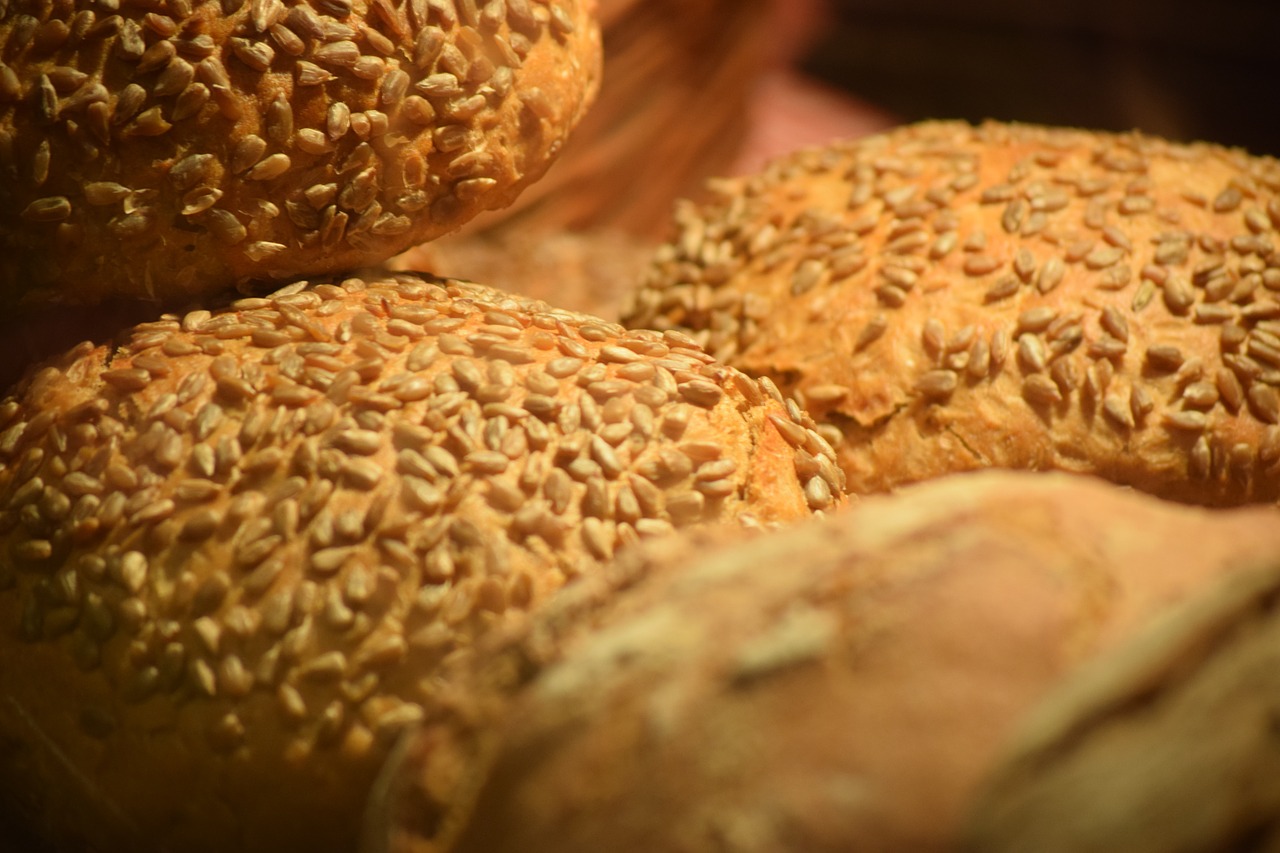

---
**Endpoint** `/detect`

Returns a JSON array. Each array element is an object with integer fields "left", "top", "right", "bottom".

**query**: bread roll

[
  {"left": 368, "top": 470, "right": 1280, "bottom": 853},
  {"left": 0, "top": 0, "right": 601, "bottom": 306},
  {"left": 623, "top": 120, "right": 1280, "bottom": 506},
  {"left": 965, "top": 558, "right": 1280, "bottom": 853},
  {"left": 0, "top": 272, "right": 839, "bottom": 853}
]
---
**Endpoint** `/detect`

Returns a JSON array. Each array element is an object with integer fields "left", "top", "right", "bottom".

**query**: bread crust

[
  {"left": 964, "top": 559, "right": 1280, "bottom": 853},
  {"left": 0, "top": 272, "right": 838, "bottom": 853},
  {"left": 374, "top": 471, "right": 1280, "bottom": 853},
  {"left": 0, "top": 0, "right": 601, "bottom": 306},
  {"left": 623, "top": 120, "right": 1280, "bottom": 505}
]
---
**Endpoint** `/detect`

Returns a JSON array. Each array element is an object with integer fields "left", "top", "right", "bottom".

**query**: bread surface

[
  {"left": 370, "top": 470, "right": 1280, "bottom": 853},
  {"left": 623, "top": 120, "right": 1280, "bottom": 505},
  {"left": 0, "top": 0, "right": 601, "bottom": 305},
  {"left": 0, "top": 271, "right": 838, "bottom": 853},
  {"left": 965, "top": 558, "right": 1280, "bottom": 853}
]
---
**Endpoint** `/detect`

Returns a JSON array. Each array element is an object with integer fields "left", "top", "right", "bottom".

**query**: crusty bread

[
  {"left": 367, "top": 470, "right": 1280, "bottom": 853},
  {"left": 0, "top": 272, "right": 839, "bottom": 853},
  {"left": 965, "top": 558, "right": 1280, "bottom": 853},
  {"left": 623, "top": 120, "right": 1280, "bottom": 506},
  {"left": 0, "top": 0, "right": 601, "bottom": 306}
]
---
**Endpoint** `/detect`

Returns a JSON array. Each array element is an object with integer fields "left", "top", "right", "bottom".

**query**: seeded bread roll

[
  {"left": 0, "top": 272, "right": 839, "bottom": 853},
  {"left": 623, "top": 120, "right": 1280, "bottom": 506},
  {"left": 0, "top": 0, "right": 600, "bottom": 306},
  {"left": 367, "top": 471, "right": 1280, "bottom": 853},
  {"left": 965, "top": 559, "right": 1280, "bottom": 853}
]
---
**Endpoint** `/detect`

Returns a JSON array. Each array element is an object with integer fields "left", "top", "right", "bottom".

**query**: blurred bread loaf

[
  {"left": 394, "top": 0, "right": 895, "bottom": 312},
  {"left": 367, "top": 470, "right": 1280, "bottom": 853},
  {"left": 444, "top": 0, "right": 770, "bottom": 241},
  {"left": 390, "top": 0, "right": 773, "bottom": 316},
  {"left": 392, "top": 227, "right": 652, "bottom": 320},
  {"left": 965, "top": 556, "right": 1280, "bottom": 853}
]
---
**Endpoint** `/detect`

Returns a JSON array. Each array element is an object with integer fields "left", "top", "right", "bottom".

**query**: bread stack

[{"left": 3, "top": 0, "right": 1280, "bottom": 850}]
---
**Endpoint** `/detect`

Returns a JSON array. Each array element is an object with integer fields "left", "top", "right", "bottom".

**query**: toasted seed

[
  {"left": 246, "top": 153, "right": 292, "bottom": 182},
  {"left": 1146, "top": 345, "right": 1184, "bottom": 371},
  {"left": 21, "top": 197, "right": 72, "bottom": 222},
  {"left": 1163, "top": 410, "right": 1208, "bottom": 432},
  {"left": 963, "top": 255, "right": 1002, "bottom": 277},
  {"left": 915, "top": 370, "right": 958, "bottom": 399},
  {"left": 230, "top": 37, "right": 275, "bottom": 71},
  {"left": 1036, "top": 258, "right": 1065, "bottom": 293},
  {"left": 1163, "top": 275, "right": 1196, "bottom": 314},
  {"left": 1250, "top": 385, "right": 1280, "bottom": 424}
]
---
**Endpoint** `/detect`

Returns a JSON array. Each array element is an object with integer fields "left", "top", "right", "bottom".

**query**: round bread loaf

[
  {"left": 366, "top": 470, "right": 1280, "bottom": 853},
  {"left": 623, "top": 120, "right": 1280, "bottom": 506},
  {"left": 0, "top": 272, "right": 839, "bottom": 853},
  {"left": 0, "top": 0, "right": 600, "bottom": 306},
  {"left": 965, "top": 558, "right": 1280, "bottom": 853}
]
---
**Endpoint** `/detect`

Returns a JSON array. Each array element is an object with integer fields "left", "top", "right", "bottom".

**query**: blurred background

[{"left": 806, "top": 0, "right": 1280, "bottom": 158}]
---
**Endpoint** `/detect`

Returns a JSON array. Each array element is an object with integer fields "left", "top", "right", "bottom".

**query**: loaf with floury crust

[
  {"left": 965, "top": 556, "right": 1280, "bottom": 853},
  {"left": 365, "top": 470, "right": 1280, "bottom": 853}
]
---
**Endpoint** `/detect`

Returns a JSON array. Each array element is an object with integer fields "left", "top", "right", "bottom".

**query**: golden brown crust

[
  {"left": 371, "top": 471, "right": 1280, "bottom": 853},
  {"left": 623, "top": 120, "right": 1280, "bottom": 506},
  {"left": 0, "top": 0, "right": 601, "bottom": 306},
  {"left": 965, "top": 560, "right": 1280, "bottom": 853},
  {"left": 0, "top": 272, "right": 838, "bottom": 853}
]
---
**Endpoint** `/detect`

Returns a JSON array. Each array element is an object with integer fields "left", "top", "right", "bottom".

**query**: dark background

[{"left": 803, "top": 0, "right": 1280, "bottom": 157}]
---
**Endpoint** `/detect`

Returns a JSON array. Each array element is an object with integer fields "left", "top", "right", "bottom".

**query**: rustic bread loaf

[
  {"left": 441, "top": 0, "right": 771, "bottom": 241},
  {"left": 965, "top": 557, "right": 1280, "bottom": 853},
  {"left": 0, "top": 0, "right": 601, "bottom": 306},
  {"left": 0, "top": 272, "right": 839, "bottom": 853},
  {"left": 367, "top": 470, "right": 1280, "bottom": 853},
  {"left": 623, "top": 120, "right": 1280, "bottom": 506}
]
